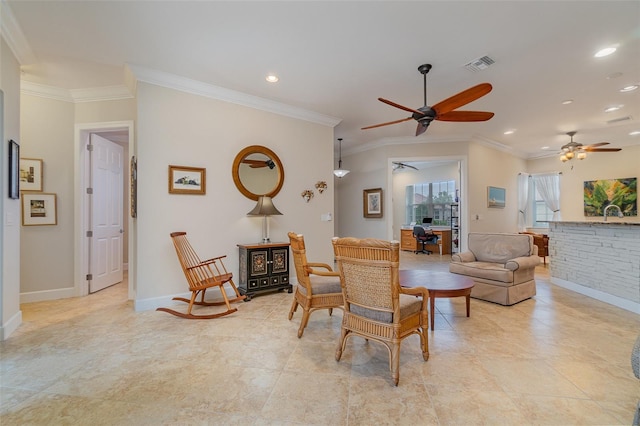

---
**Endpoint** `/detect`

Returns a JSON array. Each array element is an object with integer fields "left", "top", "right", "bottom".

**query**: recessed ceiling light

[
  {"left": 541, "top": 146, "right": 550, "bottom": 150},
  {"left": 503, "top": 129, "right": 515, "bottom": 135},
  {"left": 630, "top": 130, "right": 640, "bottom": 136},
  {"left": 594, "top": 46, "right": 617, "bottom": 58},
  {"left": 561, "top": 99, "right": 573, "bottom": 105},
  {"left": 620, "top": 84, "right": 639, "bottom": 93},
  {"left": 604, "top": 105, "right": 623, "bottom": 113},
  {"left": 265, "top": 74, "right": 279, "bottom": 83}
]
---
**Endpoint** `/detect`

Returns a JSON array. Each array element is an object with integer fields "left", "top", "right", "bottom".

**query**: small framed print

[
  {"left": 19, "top": 158, "right": 43, "bottom": 192},
  {"left": 363, "top": 188, "right": 383, "bottom": 218},
  {"left": 488, "top": 186, "right": 506, "bottom": 208},
  {"left": 168, "top": 165, "right": 206, "bottom": 195},
  {"left": 22, "top": 192, "right": 57, "bottom": 226}
]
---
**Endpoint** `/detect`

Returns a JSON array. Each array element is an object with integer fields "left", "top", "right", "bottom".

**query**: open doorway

[
  {"left": 74, "top": 121, "right": 135, "bottom": 300},
  {"left": 387, "top": 156, "right": 467, "bottom": 254}
]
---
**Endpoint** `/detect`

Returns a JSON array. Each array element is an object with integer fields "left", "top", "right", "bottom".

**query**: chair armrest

[
  {"left": 505, "top": 255, "right": 540, "bottom": 271},
  {"left": 307, "top": 268, "right": 341, "bottom": 277},
  {"left": 451, "top": 251, "right": 477, "bottom": 263},
  {"left": 400, "top": 286, "right": 429, "bottom": 311},
  {"left": 306, "top": 262, "right": 334, "bottom": 272},
  {"left": 200, "top": 255, "right": 227, "bottom": 265}
]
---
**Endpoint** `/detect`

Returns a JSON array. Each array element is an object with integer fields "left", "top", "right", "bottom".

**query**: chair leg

[
  {"left": 297, "top": 309, "right": 311, "bottom": 338},
  {"left": 288, "top": 295, "right": 299, "bottom": 320},
  {"left": 390, "top": 344, "right": 400, "bottom": 386},
  {"left": 156, "top": 289, "right": 239, "bottom": 319}
]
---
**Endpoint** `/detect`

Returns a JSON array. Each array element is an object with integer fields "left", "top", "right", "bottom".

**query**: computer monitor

[{"left": 422, "top": 217, "right": 433, "bottom": 225}]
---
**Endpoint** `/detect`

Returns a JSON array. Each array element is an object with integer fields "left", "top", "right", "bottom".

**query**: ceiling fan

[
  {"left": 560, "top": 131, "right": 621, "bottom": 162},
  {"left": 392, "top": 161, "right": 418, "bottom": 171},
  {"left": 362, "top": 64, "right": 495, "bottom": 136}
]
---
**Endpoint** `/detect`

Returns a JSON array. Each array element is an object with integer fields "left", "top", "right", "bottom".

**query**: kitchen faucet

[{"left": 603, "top": 204, "right": 623, "bottom": 221}]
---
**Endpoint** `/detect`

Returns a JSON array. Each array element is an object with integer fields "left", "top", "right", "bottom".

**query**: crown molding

[
  {"left": 127, "top": 64, "right": 342, "bottom": 128},
  {"left": 21, "top": 81, "right": 73, "bottom": 102},
  {"left": 1, "top": 1, "right": 37, "bottom": 64},
  {"left": 70, "top": 85, "right": 133, "bottom": 102},
  {"left": 21, "top": 81, "right": 133, "bottom": 103}
]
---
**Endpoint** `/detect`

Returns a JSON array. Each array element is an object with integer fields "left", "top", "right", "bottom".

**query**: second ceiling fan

[{"left": 362, "top": 64, "right": 495, "bottom": 136}]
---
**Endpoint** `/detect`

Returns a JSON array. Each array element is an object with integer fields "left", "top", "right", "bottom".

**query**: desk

[
  {"left": 400, "top": 228, "right": 451, "bottom": 254},
  {"left": 400, "top": 269, "right": 474, "bottom": 330}
]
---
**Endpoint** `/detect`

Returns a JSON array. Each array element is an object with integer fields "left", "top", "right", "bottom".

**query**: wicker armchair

[
  {"left": 331, "top": 237, "right": 429, "bottom": 386},
  {"left": 288, "top": 232, "right": 344, "bottom": 338}
]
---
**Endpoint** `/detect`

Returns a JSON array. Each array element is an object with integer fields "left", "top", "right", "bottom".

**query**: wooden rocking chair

[{"left": 157, "top": 232, "right": 245, "bottom": 319}]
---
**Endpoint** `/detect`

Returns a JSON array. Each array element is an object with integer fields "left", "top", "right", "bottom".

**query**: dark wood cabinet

[{"left": 237, "top": 242, "right": 291, "bottom": 300}]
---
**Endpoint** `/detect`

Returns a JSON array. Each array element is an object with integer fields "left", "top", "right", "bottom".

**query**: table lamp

[{"left": 247, "top": 196, "right": 282, "bottom": 243}]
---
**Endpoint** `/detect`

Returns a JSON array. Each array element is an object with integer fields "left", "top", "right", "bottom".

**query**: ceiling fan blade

[
  {"left": 362, "top": 116, "right": 413, "bottom": 130},
  {"left": 378, "top": 98, "right": 424, "bottom": 115},
  {"left": 583, "top": 142, "right": 610, "bottom": 148},
  {"left": 416, "top": 122, "right": 429, "bottom": 136},
  {"left": 432, "top": 83, "right": 493, "bottom": 116},
  {"left": 583, "top": 147, "right": 621, "bottom": 152},
  {"left": 242, "top": 159, "right": 268, "bottom": 168},
  {"left": 436, "top": 110, "right": 495, "bottom": 122}
]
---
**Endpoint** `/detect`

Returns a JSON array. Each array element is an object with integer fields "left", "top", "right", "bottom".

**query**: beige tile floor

[{"left": 1, "top": 253, "right": 639, "bottom": 425}]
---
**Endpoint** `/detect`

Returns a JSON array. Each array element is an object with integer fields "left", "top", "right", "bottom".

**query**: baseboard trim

[
  {"left": 0, "top": 309, "right": 23, "bottom": 341},
  {"left": 20, "top": 287, "right": 76, "bottom": 304},
  {"left": 550, "top": 277, "right": 640, "bottom": 314}
]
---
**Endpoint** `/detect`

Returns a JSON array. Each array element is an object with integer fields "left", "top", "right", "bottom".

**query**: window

[
  {"left": 531, "top": 181, "right": 554, "bottom": 226},
  {"left": 405, "top": 180, "right": 456, "bottom": 225}
]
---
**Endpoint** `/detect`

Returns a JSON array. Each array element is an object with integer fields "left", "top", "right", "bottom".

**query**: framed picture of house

[
  {"left": 487, "top": 186, "right": 506, "bottom": 208},
  {"left": 19, "top": 158, "right": 43, "bottom": 192},
  {"left": 22, "top": 192, "right": 57, "bottom": 226},
  {"left": 363, "top": 188, "right": 383, "bottom": 218},
  {"left": 168, "top": 165, "right": 206, "bottom": 195}
]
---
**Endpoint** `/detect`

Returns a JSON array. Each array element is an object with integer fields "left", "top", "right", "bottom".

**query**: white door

[{"left": 89, "top": 134, "right": 124, "bottom": 293}]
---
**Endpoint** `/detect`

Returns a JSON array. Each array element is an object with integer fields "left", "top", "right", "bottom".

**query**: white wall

[
  {"left": 1, "top": 37, "right": 22, "bottom": 339},
  {"left": 135, "top": 82, "right": 336, "bottom": 305},
  {"left": 527, "top": 145, "right": 640, "bottom": 223}
]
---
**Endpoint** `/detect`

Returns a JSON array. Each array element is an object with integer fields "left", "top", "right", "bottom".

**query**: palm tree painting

[{"left": 583, "top": 177, "right": 637, "bottom": 217}]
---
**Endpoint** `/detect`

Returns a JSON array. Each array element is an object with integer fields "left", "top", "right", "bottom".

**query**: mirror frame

[{"left": 232, "top": 145, "right": 284, "bottom": 201}]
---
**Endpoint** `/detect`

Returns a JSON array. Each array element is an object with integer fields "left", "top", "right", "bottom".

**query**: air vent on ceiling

[
  {"left": 606, "top": 116, "right": 632, "bottom": 125},
  {"left": 464, "top": 56, "right": 495, "bottom": 72}
]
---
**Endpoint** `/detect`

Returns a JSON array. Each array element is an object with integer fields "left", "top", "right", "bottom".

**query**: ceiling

[{"left": 5, "top": 1, "right": 640, "bottom": 158}]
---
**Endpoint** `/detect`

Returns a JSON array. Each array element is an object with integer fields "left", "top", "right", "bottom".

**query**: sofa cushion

[
  {"left": 449, "top": 261, "right": 514, "bottom": 285},
  {"left": 468, "top": 233, "right": 532, "bottom": 264}
]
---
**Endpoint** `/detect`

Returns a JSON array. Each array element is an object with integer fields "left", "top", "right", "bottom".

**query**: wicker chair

[
  {"left": 288, "top": 232, "right": 343, "bottom": 338},
  {"left": 331, "top": 237, "right": 429, "bottom": 386},
  {"left": 157, "top": 232, "right": 245, "bottom": 319}
]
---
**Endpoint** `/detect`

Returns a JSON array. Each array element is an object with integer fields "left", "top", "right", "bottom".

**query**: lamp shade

[
  {"left": 333, "top": 169, "right": 350, "bottom": 178},
  {"left": 247, "top": 196, "right": 282, "bottom": 216}
]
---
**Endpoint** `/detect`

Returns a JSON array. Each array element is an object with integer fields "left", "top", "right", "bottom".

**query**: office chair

[{"left": 413, "top": 226, "right": 438, "bottom": 254}]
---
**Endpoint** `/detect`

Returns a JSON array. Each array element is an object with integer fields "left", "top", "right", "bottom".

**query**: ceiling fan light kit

[
  {"left": 362, "top": 63, "right": 495, "bottom": 137},
  {"left": 560, "top": 131, "right": 621, "bottom": 162}
]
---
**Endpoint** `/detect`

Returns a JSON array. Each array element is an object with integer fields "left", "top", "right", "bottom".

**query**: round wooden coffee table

[{"left": 399, "top": 269, "right": 475, "bottom": 330}]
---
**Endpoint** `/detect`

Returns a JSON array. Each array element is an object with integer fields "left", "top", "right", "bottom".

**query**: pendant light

[{"left": 333, "top": 138, "right": 350, "bottom": 178}]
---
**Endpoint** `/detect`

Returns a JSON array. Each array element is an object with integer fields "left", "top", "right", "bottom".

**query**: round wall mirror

[{"left": 232, "top": 145, "right": 284, "bottom": 201}]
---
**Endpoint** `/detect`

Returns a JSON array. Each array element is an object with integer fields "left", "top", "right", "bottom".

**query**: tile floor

[{"left": 1, "top": 252, "right": 639, "bottom": 425}]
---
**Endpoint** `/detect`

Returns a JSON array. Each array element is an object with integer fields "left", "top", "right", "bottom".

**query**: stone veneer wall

[{"left": 549, "top": 221, "right": 640, "bottom": 313}]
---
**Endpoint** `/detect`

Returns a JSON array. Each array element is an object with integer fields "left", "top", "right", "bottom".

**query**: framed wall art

[
  {"left": 363, "top": 188, "right": 383, "bottom": 218},
  {"left": 8, "top": 140, "right": 19, "bottom": 199},
  {"left": 19, "top": 157, "right": 43, "bottom": 192},
  {"left": 583, "top": 177, "right": 637, "bottom": 216},
  {"left": 487, "top": 186, "right": 506, "bottom": 208},
  {"left": 130, "top": 156, "right": 137, "bottom": 217},
  {"left": 168, "top": 165, "right": 206, "bottom": 195},
  {"left": 22, "top": 192, "right": 57, "bottom": 226}
]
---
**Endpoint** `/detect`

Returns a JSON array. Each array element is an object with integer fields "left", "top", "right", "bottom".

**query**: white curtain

[
  {"left": 517, "top": 173, "right": 529, "bottom": 231},
  {"left": 533, "top": 173, "right": 562, "bottom": 221}
]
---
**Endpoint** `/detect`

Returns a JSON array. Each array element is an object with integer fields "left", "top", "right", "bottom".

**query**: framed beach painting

[{"left": 487, "top": 186, "right": 506, "bottom": 208}]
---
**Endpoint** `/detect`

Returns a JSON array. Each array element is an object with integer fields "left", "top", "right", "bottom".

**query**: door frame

[
  {"left": 74, "top": 121, "right": 135, "bottom": 299},
  {"left": 386, "top": 155, "right": 468, "bottom": 253}
]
